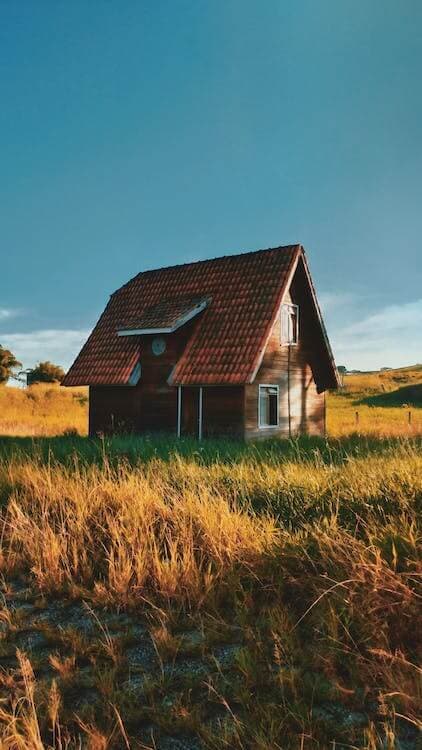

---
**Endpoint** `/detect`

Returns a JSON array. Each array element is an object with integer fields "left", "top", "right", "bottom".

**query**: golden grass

[
  {"left": 0, "top": 457, "right": 278, "bottom": 605},
  {"left": 0, "top": 444, "right": 420, "bottom": 747},
  {"left": 0, "top": 384, "right": 88, "bottom": 437},
  {"left": 0, "top": 651, "right": 45, "bottom": 750},
  {"left": 328, "top": 365, "right": 422, "bottom": 437},
  {"left": 327, "top": 395, "right": 422, "bottom": 437},
  {"left": 1, "top": 446, "right": 420, "bottom": 601},
  {"left": 0, "top": 369, "right": 421, "bottom": 746},
  {"left": 340, "top": 364, "right": 422, "bottom": 393}
]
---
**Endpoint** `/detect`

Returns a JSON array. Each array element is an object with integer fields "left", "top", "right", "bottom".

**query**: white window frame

[
  {"left": 280, "top": 303, "right": 299, "bottom": 346},
  {"left": 258, "top": 384, "right": 279, "bottom": 429}
]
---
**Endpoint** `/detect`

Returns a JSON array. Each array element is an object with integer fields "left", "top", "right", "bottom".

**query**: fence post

[
  {"left": 408, "top": 410, "right": 412, "bottom": 426},
  {"left": 355, "top": 411, "right": 359, "bottom": 427}
]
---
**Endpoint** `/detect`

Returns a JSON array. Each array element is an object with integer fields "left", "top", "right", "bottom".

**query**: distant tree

[
  {"left": 27, "top": 361, "right": 65, "bottom": 385},
  {"left": 0, "top": 345, "right": 22, "bottom": 384}
]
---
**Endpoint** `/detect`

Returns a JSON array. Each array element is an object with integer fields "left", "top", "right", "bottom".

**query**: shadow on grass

[
  {"left": 0, "top": 432, "right": 420, "bottom": 467},
  {"left": 355, "top": 383, "right": 422, "bottom": 408}
]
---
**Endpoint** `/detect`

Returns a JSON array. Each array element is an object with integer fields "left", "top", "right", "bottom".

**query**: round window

[{"left": 152, "top": 337, "right": 166, "bottom": 356}]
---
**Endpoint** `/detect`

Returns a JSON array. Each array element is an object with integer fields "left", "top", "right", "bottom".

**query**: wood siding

[
  {"left": 89, "top": 255, "right": 328, "bottom": 440},
  {"left": 179, "top": 386, "right": 244, "bottom": 438},
  {"left": 203, "top": 386, "right": 244, "bottom": 438},
  {"left": 89, "top": 385, "right": 140, "bottom": 435},
  {"left": 244, "top": 285, "right": 326, "bottom": 440},
  {"left": 89, "top": 318, "right": 197, "bottom": 436}
]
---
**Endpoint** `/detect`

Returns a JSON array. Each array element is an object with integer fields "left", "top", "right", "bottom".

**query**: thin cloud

[
  {"left": 0, "top": 308, "right": 21, "bottom": 322},
  {"left": 330, "top": 299, "right": 422, "bottom": 370},
  {"left": 341, "top": 300, "right": 422, "bottom": 337},
  {"left": 319, "top": 291, "right": 356, "bottom": 314},
  {"left": 0, "top": 329, "right": 89, "bottom": 372}
]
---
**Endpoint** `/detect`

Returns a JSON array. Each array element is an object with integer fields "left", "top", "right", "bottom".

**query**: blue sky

[{"left": 1, "top": 0, "right": 421, "bottom": 373}]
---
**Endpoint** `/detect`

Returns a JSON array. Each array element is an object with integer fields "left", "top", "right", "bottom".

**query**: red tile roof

[
  {"left": 63, "top": 245, "right": 313, "bottom": 386},
  {"left": 117, "top": 295, "right": 208, "bottom": 333}
]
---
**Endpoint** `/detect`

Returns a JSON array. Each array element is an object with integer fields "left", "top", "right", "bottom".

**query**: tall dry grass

[
  {"left": 0, "top": 444, "right": 420, "bottom": 605},
  {"left": 327, "top": 395, "right": 422, "bottom": 437},
  {"left": 0, "top": 442, "right": 420, "bottom": 746},
  {"left": 0, "top": 384, "right": 88, "bottom": 437},
  {"left": 0, "top": 373, "right": 421, "bottom": 747},
  {"left": 0, "top": 457, "right": 278, "bottom": 606},
  {"left": 328, "top": 365, "right": 422, "bottom": 437}
]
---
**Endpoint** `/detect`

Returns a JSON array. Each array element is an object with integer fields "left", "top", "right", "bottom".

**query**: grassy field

[
  {"left": 0, "top": 383, "right": 88, "bottom": 437},
  {"left": 1, "top": 364, "right": 421, "bottom": 439},
  {"left": 0, "top": 370, "right": 421, "bottom": 748},
  {"left": 328, "top": 365, "right": 422, "bottom": 438}
]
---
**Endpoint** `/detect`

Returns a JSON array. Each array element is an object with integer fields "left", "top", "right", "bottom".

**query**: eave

[{"left": 117, "top": 299, "right": 208, "bottom": 337}]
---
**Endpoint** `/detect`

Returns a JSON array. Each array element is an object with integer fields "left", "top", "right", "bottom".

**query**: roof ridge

[
  {"left": 112, "top": 243, "right": 302, "bottom": 297},
  {"left": 169, "top": 245, "right": 302, "bottom": 387},
  {"left": 63, "top": 242, "right": 338, "bottom": 390}
]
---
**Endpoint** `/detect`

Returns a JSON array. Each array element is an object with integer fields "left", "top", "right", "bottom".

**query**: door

[{"left": 181, "top": 387, "right": 200, "bottom": 437}]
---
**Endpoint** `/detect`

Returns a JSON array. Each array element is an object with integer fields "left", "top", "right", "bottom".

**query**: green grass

[
  {"left": 1, "top": 431, "right": 421, "bottom": 466},
  {"left": 357, "top": 382, "right": 422, "bottom": 408}
]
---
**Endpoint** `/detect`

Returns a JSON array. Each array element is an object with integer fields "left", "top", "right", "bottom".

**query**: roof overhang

[
  {"left": 117, "top": 299, "right": 208, "bottom": 337},
  {"left": 247, "top": 248, "right": 339, "bottom": 391},
  {"left": 299, "top": 253, "right": 340, "bottom": 390}
]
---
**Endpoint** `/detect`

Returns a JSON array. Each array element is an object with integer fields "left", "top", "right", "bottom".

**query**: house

[{"left": 63, "top": 244, "right": 339, "bottom": 439}]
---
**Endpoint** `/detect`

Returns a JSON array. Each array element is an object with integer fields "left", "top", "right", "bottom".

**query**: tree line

[{"left": 0, "top": 345, "right": 64, "bottom": 385}]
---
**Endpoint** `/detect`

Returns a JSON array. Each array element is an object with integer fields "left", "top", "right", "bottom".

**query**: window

[
  {"left": 128, "top": 361, "right": 142, "bottom": 385},
  {"left": 259, "top": 385, "right": 279, "bottom": 428},
  {"left": 152, "top": 337, "right": 166, "bottom": 356},
  {"left": 281, "top": 303, "right": 299, "bottom": 345}
]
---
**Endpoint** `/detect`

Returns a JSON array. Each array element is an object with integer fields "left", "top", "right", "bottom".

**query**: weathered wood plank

[{"left": 244, "top": 284, "right": 326, "bottom": 439}]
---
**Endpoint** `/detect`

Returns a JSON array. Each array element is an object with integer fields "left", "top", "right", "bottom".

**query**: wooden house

[{"left": 63, "top": 245, "right": 339, "bottom": 439}]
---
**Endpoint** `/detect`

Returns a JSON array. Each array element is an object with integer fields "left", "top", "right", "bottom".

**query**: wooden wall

[
  {"left": 179, "top": 386, "right": 244, "bottom": 438},
  {"left": 89, "top": 257, "right": 328, "bottom": 440},
  {"left": 89, "top": 385, "right": 139, "bottom": 435},
  {"left": 244, "top": 285, "right": 326, "bottom": 440},
  {"left": 89, "top": 382, "right": 245, "bottom": 439},
  {"left": 89, "top": 318, "right": 197, "bottom": 436},
  {"left": 203, "top": 386, "right": 244, "bottom": 438}
]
